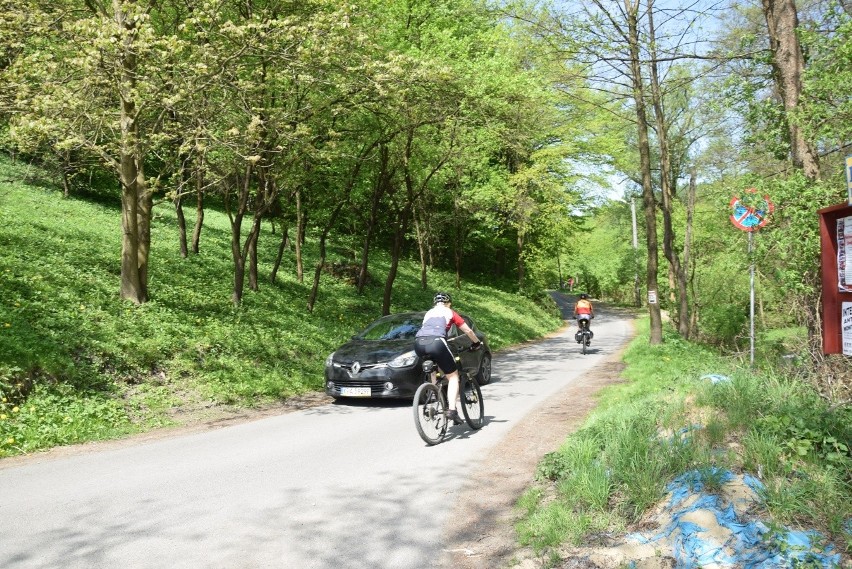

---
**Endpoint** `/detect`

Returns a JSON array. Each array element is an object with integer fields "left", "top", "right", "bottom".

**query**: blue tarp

[
  {"left": 700, "top": 373, "right": 732, "bottom": 384},
  {"left": 627, "top": 469, "right": 842, "bottom": 568}
]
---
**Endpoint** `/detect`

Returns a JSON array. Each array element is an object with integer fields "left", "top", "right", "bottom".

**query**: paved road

[{"left": 0, "top": 294, "right": 634, "bottom": 569}]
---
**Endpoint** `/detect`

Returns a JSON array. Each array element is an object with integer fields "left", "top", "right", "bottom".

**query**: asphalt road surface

[{"left": 0, "top": 294, "right": 634, "bottom": 569}]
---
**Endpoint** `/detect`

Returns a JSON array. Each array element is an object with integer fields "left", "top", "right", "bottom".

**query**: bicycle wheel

[
  {"left": 413, "top": 382, "right": 447, "bottom": 445},
  {"left": 581, "top": 332, "right": 587, "bottom": 354},
  {"left": 459, "top": 376, "right": 484, "bottom": 430}
]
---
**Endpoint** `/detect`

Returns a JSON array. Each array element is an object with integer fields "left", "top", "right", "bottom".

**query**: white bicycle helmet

[{"left": 433, "top": 292, "right": 452, "bottom": 304}]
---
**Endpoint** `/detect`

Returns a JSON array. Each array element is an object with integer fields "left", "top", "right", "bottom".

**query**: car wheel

[{"left": 476, "top": 353, "right": 492, "bottom": 385}]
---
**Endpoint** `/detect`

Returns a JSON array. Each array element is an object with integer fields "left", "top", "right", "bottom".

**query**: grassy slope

[
  {"left": 0, "top": 155, "right": 561, "bottom": 457},
  {"left": 516, "top": 320, "right": 852, "bottom": 564}
]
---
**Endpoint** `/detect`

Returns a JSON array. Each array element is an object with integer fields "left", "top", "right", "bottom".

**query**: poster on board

[
  {"left": 843, "top": 302, "right": 852, "bottom": 356},
  {"left": 836, "top": 217, "right": 852, "bottom": 292}
]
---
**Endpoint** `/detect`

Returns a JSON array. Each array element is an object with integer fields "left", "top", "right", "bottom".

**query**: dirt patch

[{"left": 441, "top": 354, "right": 629, "bottom": 569}]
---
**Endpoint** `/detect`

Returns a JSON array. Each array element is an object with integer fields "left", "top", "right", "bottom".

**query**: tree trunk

[
  {"left": 307, "top": 202, "right": 347, "bottom": 313},
  {"left": 191, "top": 153, "right": 205, "bottom": 254},
  {"left": 248, "top": 173, "right": 273, "bottom": 292},
  {"left": 358, "top": 145, "right": 390, "bottom": 294},
  {"left": 270, "top": 222, "right": 289, "bottom": 285},
  {"left": 175, "top": 147, "right": 188, "bottom": 259},
  {"left": 227, "top": 165, "right": 252, "bottom": 306},
  {"left": 175, "top": 193, "right": 188, "bottom": 258},
  {"left": 61, "top": 149, "right": 72, "bottom": 198},
  {"left": 761, "top": 0, "right": 821, "bottom": 180},
  {"left": 248, "top": 232, "right": 259, "bottom": 291},
  {"left": 295, "top": 188, "right": 304, "bottom": 283},
  {"left": 648, "top": 0, "right": 689, "bottom": 338},
  {"left": 453, "top": 193, "right": 465, "bottom": 289},
  {"left": 414, "top": 209, "right": 428, "bottom": 290},
  {"left": 383, "top": 214, "right": 407, "bottom": 316},
  {"left": 517, "top": 230, "right": 526, "bottom": 289},
  {"left": 116, "top": 0, "right": 148, "bottom": 304},
  {"left": 682, "top": 169, "right": 697, "bottom": 339},
  {"left": 624, "top": 0, "right": 663, "bottom": 343}
]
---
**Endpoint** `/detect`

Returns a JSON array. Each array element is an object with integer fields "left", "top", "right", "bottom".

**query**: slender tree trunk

[
  {"left": 270, "top": 222, "right": 289, "bottom": 285},
  {"left": 383, "top": 213, "right": 408, "bottom": 316},
  {"left": 308, "top": 202, "right": 347, "bottom": 313},
  {"left": 414, "top": 210, "right": 428, "bottom": 290},
  {"left": 246, "top": 216, "right": 262, "bottom": 293},
  {"left": 648, "top": 0, "right": 689, "bottom": 337},
  {"left": 295, "top": 188, "right": 304, "bottom": 283},
  {"left": 175, "top": 194, "right": 188, "bottom": 258},
  {"left": 761, "top": 0, "right": 820, "bottom": 180},
  {"left": 227, "top": 165, "right": 252, "bottom": 306},
  {"left": 191, "top": 153, "right": 205, "bottom": 254},
  {"left": 517, "top": 230, "right": 526, "bottom": 289},
  {"left": 61, "top": 149, "right": 72, "bottom": 198},
  {"left": 358, "top": 145, "right": 389, "bottom": 294},
  {"left": 248, "top": 232, "right": 259, "bottom": 291},
  {"left": 248, "top": 173, "right": 271, "bottom": 292},
  {"left": 175, "top": 150, "right": 188, "bottom": 258},
  {"left": 683, "top": 169, "right": 697, "bottom": 339},
  {"left": 453, "top": 193, "right": 465, "bottom": 289},
  {"left": 624, "top": 0, "right": 663, "bottom": 343}
]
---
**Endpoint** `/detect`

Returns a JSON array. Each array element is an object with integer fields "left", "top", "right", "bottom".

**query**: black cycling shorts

[{"left": 414, "top": 336, "right": 457, "bottom": 374}]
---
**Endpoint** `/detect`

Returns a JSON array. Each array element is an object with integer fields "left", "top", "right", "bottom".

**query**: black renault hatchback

[{"left": 324, "top": 311, "right": 492, "bottom": 400}]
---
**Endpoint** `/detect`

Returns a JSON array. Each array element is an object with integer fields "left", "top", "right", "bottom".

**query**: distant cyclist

[
  {"left": 573, "top": 293, "right": 594, "bottom": 344},
  {"left": 414, "top": 292, "right": 481, "bottom": 425}
]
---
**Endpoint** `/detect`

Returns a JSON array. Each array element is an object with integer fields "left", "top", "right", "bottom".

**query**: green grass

[
  {"left": 0, "top": 154, "right": 562, "bottom": 457},
  {"left": 516, "top": 319, "right": 852, "bottom": 563}
]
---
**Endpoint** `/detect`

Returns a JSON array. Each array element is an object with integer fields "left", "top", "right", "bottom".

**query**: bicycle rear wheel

[
  {"left": 581, "top": 333, "right": 587, "bottom": 354},
  {"left": 413, "top": 382, "right": 447, "bottom": 445},
  {"left": 460, "top": 376, "right": 484, "bottom": 430}
]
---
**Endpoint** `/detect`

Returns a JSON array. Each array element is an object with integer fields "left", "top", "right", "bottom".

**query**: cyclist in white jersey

[{"left": 414, "top": 292, "right": 481, "bottom": 424}]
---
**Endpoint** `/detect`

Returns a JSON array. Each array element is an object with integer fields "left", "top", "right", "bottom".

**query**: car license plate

[{"left": 341, "top": 387, "right": 371, "bottom": 397}]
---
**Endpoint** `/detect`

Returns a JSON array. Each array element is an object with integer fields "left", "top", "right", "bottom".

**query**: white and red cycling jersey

[{"left": 415, "top": 304, "right": 466, "bottom": 338}]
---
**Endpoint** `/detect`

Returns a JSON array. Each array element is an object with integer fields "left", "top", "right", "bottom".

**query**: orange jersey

[{"left": 575, "top": 299, "right": 593, "bottom": 314}]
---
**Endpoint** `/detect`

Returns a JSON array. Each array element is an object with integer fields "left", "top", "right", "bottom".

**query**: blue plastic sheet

[
  {"left": 700, "top": 373, "right": 731, "bottom": 384},
  {"left": 626, "top": 469, "right": 842, "bottom": 568}
]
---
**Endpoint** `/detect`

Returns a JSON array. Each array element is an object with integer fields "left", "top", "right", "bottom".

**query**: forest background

[{"left": 0, "top": 0, "right": 850, "bottom": 561}]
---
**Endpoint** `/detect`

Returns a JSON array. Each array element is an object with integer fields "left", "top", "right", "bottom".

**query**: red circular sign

[{"left": 730, "top": 189, "right": 774, "bottom": 231}]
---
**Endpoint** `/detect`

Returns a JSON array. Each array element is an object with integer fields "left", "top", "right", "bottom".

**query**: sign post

[{"left": 730, "top": 189, "right": 774, "bottom": 366}]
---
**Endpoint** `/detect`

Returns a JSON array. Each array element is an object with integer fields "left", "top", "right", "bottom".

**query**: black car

[{"left": 324, "top": 311, "right": 492, "bottom": 400}]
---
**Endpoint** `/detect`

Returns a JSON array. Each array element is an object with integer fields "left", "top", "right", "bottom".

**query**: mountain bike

[{"left": 413, "top": 346, "right": 484, "bottom": 446}]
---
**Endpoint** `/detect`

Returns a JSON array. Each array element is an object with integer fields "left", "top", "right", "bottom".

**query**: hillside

[{"left": 0, "top": 155, "right": 562, "bottom": 457}]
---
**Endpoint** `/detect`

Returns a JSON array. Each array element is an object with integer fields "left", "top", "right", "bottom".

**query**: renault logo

[{"left": 351, "top": 361, "right": 361, "bottom": 375}]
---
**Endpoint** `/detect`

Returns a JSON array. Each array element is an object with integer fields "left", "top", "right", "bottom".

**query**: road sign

[{"left": 730, "top": 188, "right": 774, "bottom": 231}]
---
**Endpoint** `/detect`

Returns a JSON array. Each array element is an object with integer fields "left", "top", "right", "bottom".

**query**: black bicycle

[
  {"left": 576, "top": 318, "right": 593, "bottom": 354},
  {"left": 413, "top": 346, "right": 484, "bottom": 445}
]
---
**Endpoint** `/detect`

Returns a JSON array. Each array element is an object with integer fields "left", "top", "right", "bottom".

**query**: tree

[
  {"left": 2, "top": 0, "right": 193, "bottom": 303},
  {"left": 761, "top": 0, "right": 821, "bottom": 180}
]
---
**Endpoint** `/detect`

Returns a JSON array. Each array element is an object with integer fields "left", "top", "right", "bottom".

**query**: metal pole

[{"left": 749, "top": 230, "right": 755, "bottom": 366}]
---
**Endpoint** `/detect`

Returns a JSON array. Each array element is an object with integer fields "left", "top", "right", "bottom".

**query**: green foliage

[
  {"left": 0, "top": 383, "right": 132, "bottom": 456},
  {"left": 798, "top": 7, "right": 852, "bottom": 145},
  {"left": 566, "top": 202, "right": 639, "bottom": 303}
]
